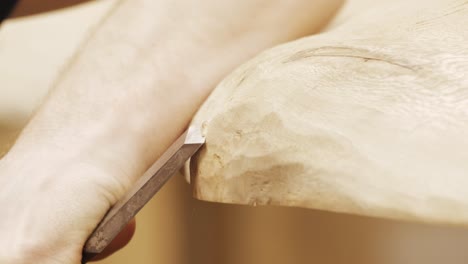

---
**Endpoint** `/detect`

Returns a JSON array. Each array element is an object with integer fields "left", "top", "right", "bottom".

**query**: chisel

[{"left": 81, "top": 126, "right": 205, "bottom": 263}]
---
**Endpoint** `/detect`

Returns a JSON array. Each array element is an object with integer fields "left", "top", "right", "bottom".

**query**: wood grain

[{"left": 192, "top": 0, "right": 468, "bottom": 225}]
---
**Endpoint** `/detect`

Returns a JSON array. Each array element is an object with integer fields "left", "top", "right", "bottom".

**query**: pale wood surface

[
  {"left": 192, "top": 0, "right": 468, "bottom": 225},
  {"left": 2, "top": 1, "right": 468, "bottom": 264}
]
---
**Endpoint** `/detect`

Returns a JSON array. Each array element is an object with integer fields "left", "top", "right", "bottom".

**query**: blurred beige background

[{"left": 1, "top": 1, "right": 468, "bottom": 263}]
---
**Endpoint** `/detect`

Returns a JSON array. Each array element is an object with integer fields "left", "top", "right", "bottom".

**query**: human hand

[{"left": 0, "top": 0, "right": 343, "bottom": 263}]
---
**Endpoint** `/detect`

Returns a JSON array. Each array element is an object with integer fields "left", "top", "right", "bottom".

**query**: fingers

[{"left": 91, "top": 219, "right": 136, "bottom": 262}]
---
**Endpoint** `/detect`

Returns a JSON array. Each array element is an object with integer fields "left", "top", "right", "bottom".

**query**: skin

[{"left": 0, "top": 0, "right": 343, "bottom": 263}]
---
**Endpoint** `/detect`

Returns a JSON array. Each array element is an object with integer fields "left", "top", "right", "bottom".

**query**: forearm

[
  {"left": 6, "top": 0, "right": 339, "bottom": 185},
  {"left": 8, "top": 0, "right": 253, "bottom": 181}
]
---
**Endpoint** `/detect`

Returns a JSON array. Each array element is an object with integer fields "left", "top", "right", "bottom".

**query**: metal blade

[{"left": 82, "top": 126, "right": 205, "bottom": 263}]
